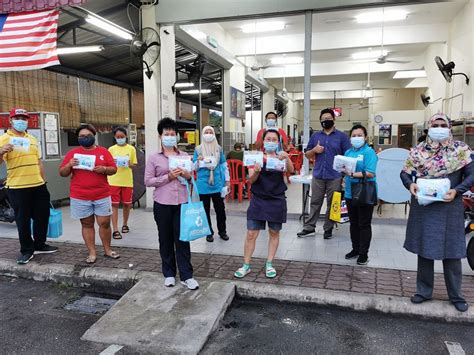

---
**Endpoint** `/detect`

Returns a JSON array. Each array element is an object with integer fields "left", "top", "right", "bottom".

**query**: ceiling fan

[
  {"left": 435, "top": 56, "right": 470, "bottom": 85},
  {"left": 420, "top": 93, "right": 442, "bottom": 107}
]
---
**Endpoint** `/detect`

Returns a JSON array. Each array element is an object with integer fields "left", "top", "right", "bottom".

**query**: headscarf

[
  {"left": 198, "top": 126, "right": 221, "bottom": 185},
  {"left": 402, "top": 113, "right": 472, "bottom": 178}
]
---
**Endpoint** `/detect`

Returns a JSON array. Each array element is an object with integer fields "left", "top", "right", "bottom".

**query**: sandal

[
  {"left": 234, "top": 265, "right": 251, "bottom": 278},
  {"left": 265, "top": 264, "right": 277, "bottom": 279},
  {"left": 112, "top": 231, "right": 122, "bottom": 240},
  {"left": 121, "top": 225, "right": 130, "bottom": 234},
  {"left": 85, "top": 255, "right": 97, "bottom": 264},
  {"left": 104, "top": 251, "right": 120, "bottom": 259}
]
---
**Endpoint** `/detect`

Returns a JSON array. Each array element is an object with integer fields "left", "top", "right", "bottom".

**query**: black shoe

[
  {"left": 323, "top": 230, "right": 333, "bottom": 240},
  {"left": 356, "top": 254, "right": 368, "bottom": 265},
  {"left": 17, "top": 253, "right": 34, "bottom": 265},
  {"left": 219, "top": 234, "right": 229, "bottom": 241},
  {"left": 410, "top": 294, "right": 430, "bottom": 304},
  {"left": 297, "top": 229, "right": 315, "bottom": 238},
  {"left": 34, "top": 244, "right": 58, "bottom": 254},
  {"left": 453, "top": 302, "right": 469, "bottom": 312},
  {"left": 345, "top": 250, "right": 359, "bottom": 259},
  {"left": 206, "top": 235, "right": 214, "bottom": 242}
]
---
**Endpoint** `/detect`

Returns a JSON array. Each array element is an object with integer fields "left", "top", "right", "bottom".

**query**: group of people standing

[{"left": 0, "top": 107, "right": 472, "bottom": 311}]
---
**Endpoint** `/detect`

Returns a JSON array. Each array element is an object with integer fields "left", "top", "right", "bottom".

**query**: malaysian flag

[{"left": 0, "top": 9, "right": 60, "bottom": 71}]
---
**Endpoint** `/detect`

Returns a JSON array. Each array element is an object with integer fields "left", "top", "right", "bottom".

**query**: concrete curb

[
  {"left": 1, "top": 258, "right": 472, "bottom": 323},
  {"left": 235, "top": 281, "right": 474, "bottom": 323}
]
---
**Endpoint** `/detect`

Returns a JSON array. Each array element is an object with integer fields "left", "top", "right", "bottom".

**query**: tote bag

[
  {"left": 351, "top": 172, "right": 377, "bottom": 207},
  {"left": 30, "top": 204, "right": 63, "bottom": 239},
  {"left": 179, "top": 178, "right": 211, "bottom": 242}
]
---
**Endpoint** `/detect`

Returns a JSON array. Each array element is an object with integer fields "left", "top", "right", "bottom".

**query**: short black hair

[
  {"left": 157, "top": 117, "right": 177, "bottom": 135},
  {"left": 262, "top": 128, "right": 281, "bottom": 141},
  {"left": 234, "top": 143, "right": 242, "bottom": 150},
  {"left": 76, "top": 124, "right": 96, "bottom": 136},
  {"left": 350, "top": 124, "right": 368, "bottom": 137},
  {"left": 265, "top": 111, "right": 277, "bottom": 119},
  {"left": 113, "top": 127, "right": 127, "bottom": 136},
  {"left": 423, "top": 129, "right": 428, "bottom": 134},
  {"left": 319, "top": 108, "right": 335, "bottom": 120}
]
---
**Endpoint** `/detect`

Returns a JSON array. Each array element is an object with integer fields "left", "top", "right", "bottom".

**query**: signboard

[{"left": 230, "top": 86, "right": 246, "bottom": 119}]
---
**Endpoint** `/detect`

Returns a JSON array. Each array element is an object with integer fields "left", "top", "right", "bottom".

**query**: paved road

[{"left": 203, "top": 298, "right": 474, "bottom": 355}]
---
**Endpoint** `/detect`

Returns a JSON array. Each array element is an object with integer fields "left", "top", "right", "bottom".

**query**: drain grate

[{"left": 64, "top": 296, "right": 117, "bottom": 315}]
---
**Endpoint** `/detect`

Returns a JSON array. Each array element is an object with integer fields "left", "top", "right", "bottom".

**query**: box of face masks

[
  {"left": 266, "top": 157, "right": 286, "bottom": 172},
  {"left": 73, "top": 153, "right": 96, "bottom": 171},
  {"left": 115, "top": 156, "right": 129, "bottom": 167},
  {"left": 169, "top": 156, "right": 193, "bottom": 172},
  {"left": 199, "top": 156, "right": 217, "bottom": 169},
  {"left": 333, "top": 155, "right": 357, "bottom": 174},
  {"left": 243, "top": 151, "right": 263, "bottom": 167},
  {"left": 416, "top": 178, "right": 450, "bottom": 206},
  {"left": 9, "top": 137, "right": 30, "bottom": 152}
]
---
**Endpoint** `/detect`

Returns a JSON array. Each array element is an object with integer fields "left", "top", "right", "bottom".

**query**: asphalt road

[{"left": 202, "top": 298, "right": 474, "bottom": 355}]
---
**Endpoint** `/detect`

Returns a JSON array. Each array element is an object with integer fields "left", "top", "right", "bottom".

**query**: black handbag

[{"left": 351, "top": 172, "right": 377, "bottom": 206}]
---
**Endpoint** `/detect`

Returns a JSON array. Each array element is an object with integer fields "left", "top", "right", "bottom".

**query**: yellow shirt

[
  {"left": 107, "top": 144, "right": 137, "bottom": 187},
  {"left": 0, "top": 130, "right": 44, "bottom": 189}
]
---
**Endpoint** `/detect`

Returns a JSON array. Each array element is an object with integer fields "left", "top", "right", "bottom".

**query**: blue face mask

[
  {"left": 264, "top": 141, "right": 279, "bottom": 153},
  {"left": 428, "top": 127, "right": 450, "bottom": 142},
  {"left": 350, "top": 137, "right": 365, "bottom": 149},
  {"left": 266, "top": 119, "right": 277, "bottom": 128},
  {"left": 12, "top": 119, "right": 28, "bottom": 132},
  {"left": 162, "top": 135, "right": 177, "bottom": 148},
  {"left": 116, "top": 137, "right": 126, "bottom": 146},
  {"left": 78, "top": 135, "right": 95, "bottom": 148}
]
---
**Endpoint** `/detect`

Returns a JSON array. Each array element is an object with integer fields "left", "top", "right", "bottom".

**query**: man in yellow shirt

[
  {"left": 108, "top": 127, "right": 137, "bottom": 239},
  {"left": 0, "top": 108, "right": 58, "bottom": 264}
]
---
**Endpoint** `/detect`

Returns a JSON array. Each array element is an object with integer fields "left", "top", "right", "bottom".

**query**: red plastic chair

[
  {"left": 286, "top": 152, "right": 304, "bottom": 183},
  {"left": 227, "top": 159, "right": 251, "bottom": 203}
]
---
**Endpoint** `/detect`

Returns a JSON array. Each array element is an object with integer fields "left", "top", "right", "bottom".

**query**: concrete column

[
  {"left": 142, "top": 8, "right": 175, "bottom": 209},
  {"left": 302, "top": 11, "right": 312, "bottom": 175},
  {"left": 261, "top": 86, "right": 275, "bottom": 119}
]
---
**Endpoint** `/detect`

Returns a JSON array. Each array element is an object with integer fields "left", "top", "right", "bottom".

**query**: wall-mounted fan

[
  {"left": 420, "top": 93, "right": 442, "bottom": 107},
  {"left": 435, "top": 56, "right": 470, "bottom": 85},
  {"left": 131, "top": 27, "right": 161, "bottom": 79}
]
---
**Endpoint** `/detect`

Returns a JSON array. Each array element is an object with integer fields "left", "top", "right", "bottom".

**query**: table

[{"left": 289, "top": 174, "right": 312, "bottom": 222}]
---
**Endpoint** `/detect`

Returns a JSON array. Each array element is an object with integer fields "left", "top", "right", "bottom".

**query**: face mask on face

[
  {"left": 321, "top": 120, "right": 334, "bottom": 130},
  {"left": 162, "top": 135, "right": 177, "bottom": 148},
  {"left": 203, "top": 134, "right": 215, "bottom": 143},
  {"left": 264, "top": 141, "right": 279, "bottom": 153},
  {"left": 12, "top": 119, "right": 28, "bottom": 132},
  {"left": 116, "top": 137, "right": 126, "bottom": 146},
  {"left": 78, "top": 136, "right": 95, "bottom": 148},
  {"left": 351, "top": 137, "right": 365, "bottom": 149},
  {"left": 428, "top": 127, "right": 450, "bottom": 142},
  {"left": 266, "top": 119, "right": 276, "bottom": 128}
]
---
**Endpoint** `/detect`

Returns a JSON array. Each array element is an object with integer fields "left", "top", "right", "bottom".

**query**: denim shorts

[
  {"left": 70, "top": 197, "right": 112, "bottom": 220},
  {"left": 247, "top": 219, "right": 282, "bottom": 231}
]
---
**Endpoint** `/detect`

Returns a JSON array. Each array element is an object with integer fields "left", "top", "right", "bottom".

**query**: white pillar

[
  {"left": 262, "top": 87, "right": 275, "bottom": 119},
  {"left": 142, "top": 8, "right": 175, "bottom": 209}
]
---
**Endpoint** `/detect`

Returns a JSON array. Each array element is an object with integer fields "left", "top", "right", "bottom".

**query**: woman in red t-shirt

[{"left": 59, "top": 124, "right": 119, "bottom": 263}]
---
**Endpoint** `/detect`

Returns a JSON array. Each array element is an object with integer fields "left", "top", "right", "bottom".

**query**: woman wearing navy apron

[{"left": 234, "top": 129, "right": 294, "bottom": 279}]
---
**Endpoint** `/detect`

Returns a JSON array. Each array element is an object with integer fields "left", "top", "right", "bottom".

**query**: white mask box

[
  {"left": 115, "top": 156, "right": 130, "bottom": 168},
  {"left": 169, "top": 156, "right": 193, "bottom": 172},
  {"left": 9, "top": 137, "right": 30, "bottom": 152},
  {"left": 416, "top": 178, "right": 450, "bottom": 206},
  {"left": 266, "top": 157, "right": 286, "bottom": 172},
  {"left": 73, "top": 153, "right": 96, "bottom": 171},
  {"left": 244, "top": 151, "right": 264, "bottom": 167},
  {"left": 199, "top": 156, "right": 217, "bottom": 169},
  {"left": 333, "top": 155, "right": 358, "bottom": 174}
]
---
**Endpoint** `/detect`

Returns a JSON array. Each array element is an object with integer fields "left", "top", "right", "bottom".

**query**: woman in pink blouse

[{"left": 144, "top": 118, "right": 198, "bottom": 290}]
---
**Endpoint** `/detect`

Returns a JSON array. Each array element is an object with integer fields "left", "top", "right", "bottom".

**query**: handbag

[
  {"left": 179, "top": 177, "right": 211, "bottom": 242},
  {"left": 30, "top": 203, "right": 63, "bottom": 239},
  {"left": 351, "top": 172, "right": 377, "bottom": 207},
  {"left": 329, "top": 191, "right": 350, "bottom": 223}
]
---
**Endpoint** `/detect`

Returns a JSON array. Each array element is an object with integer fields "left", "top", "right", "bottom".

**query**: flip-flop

[
  {"left": 121, "top": 225, "right": 130, "bottom": 234},
  {"left": 112, "top": 231, "right": 122, "bottom": 240},
  {"left": 104, "top": 251, "right": 120, "bottom": 259},
  {"left": 85, "top": 255, "right": 97, "bottom": 264}
]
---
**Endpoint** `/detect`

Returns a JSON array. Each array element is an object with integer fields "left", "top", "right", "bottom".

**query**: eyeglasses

[{"left": 431, "top": 124, "right": 448, "bottom": 128}]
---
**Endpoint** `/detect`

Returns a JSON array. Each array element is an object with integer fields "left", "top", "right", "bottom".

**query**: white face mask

[
  {"left": 203, "top": 134, "right": 215, "bottom": 143},
  {"left": 428, "top": 127, "right": 450, "bottom": 142}
]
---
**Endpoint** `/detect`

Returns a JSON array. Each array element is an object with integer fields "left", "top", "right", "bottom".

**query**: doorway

[{"left": 398, "top": 125, "right": 414, "bottom": 149}]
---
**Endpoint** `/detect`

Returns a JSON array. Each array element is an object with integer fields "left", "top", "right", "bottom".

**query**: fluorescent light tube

[
  {"left": 241, "top": 21, "right": 286, "bottom": 33},
  {"left": 271, "top": 56, "right": 303, "bottom": 65},
  {"left": 393, "top": 70, "right": 427, "bottom": 79},
  {"left": 57, "top": 46, "right": 104, "bottom": 55},
  {"left": 174, "top": 82, "right": 194, "bottom": 88},
  {"left": 86, "top": 15, "right": 133, "bottom": 40},
  {"left": 356, "top": 10, "right": 408, "bottom": 24},
  {"left": 180, "top": 89, "right": 211, "bottom": 95},
  {"left": 216, "top": 101, "right": 223, "bottom": 105}
]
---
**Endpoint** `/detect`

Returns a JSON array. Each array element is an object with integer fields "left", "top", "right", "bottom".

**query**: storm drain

[{"left": 64, "top": 296, "right": 117, "bottom": 315}]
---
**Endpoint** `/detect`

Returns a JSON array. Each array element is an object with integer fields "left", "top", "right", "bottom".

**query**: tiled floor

[{"left": 1, "top": 205, "right": 472, "bottom": 275}]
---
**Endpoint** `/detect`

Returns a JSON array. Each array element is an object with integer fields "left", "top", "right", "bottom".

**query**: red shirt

[
  {"left": 256, "top": 128, "right": 288, "bottom": 151},
  {"left": 61, "top": 146, "right": 116, "bottom": 201}
]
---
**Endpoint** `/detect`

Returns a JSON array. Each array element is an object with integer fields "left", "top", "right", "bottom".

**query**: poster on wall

[
  {"left": 378, "top": 124, "right": 392, "bottom": 145},
  {"left": 230, "top": 86, "right": 246, "bottom": 119}
]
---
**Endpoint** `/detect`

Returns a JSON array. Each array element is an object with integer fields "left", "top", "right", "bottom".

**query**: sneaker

[
  {"left": 219, "top": 234, "right": 229, "bottom": 241},
  {"left": 206, "top": 235, "right": 214, "bottom": 242},
  {"left": 17, "top": 253, "right": 34, "bottom": 265},
  {"left": 323, "top": 230, "right": 333, "bottom": 240},
  {"left": 181, "top": 278, "right": 199, "bottom": 290},
  {"left": 356, "top": 255, "right": 368, "bottom": 265},
  {"left": 345, "top": 250, "right": 359, "bottom": 259},
  {"left": 297, "top": 229, "right": 315, "bottom": 238},
  {"left": 164, "top": 277, "right": 176, "bottom": 287},
  {"left": 410, "top": 294, "right": 430, "bottom": 304},
  {"left": 453, "top": 302, "right": 469, "bottom": 312},
  {"left": 34, "top": 244, "right": 58, "bottom": 254}
]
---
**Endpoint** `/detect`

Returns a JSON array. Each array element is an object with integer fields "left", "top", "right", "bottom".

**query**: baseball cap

[{"left": 9, "top": 108, "right": 30, "bottom": 119}]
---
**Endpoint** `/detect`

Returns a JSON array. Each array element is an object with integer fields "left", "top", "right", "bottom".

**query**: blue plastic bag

[
  {"left": 30, "top": 204, "right": 63, "bottom": 239},
  {"left": 179, "top": 178, "right": 211, "bottom": 242}
]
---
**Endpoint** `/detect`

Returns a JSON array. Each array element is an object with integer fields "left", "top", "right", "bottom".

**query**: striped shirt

[{"left": 0, "top": 130, "right": 44, "bottom": 189}]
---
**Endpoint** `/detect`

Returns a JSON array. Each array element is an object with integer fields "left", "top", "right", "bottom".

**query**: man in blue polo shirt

[{"left": 297, "top": 108, "right": 351, "bottom": 239}]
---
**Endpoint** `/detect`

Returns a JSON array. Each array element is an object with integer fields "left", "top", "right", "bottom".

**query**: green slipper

[
  {"left": 265, "top": 262, "right": 277, "bottom": 278},
  {"left": 234, "top": 264, "right": 251, "bottom": 278}
]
